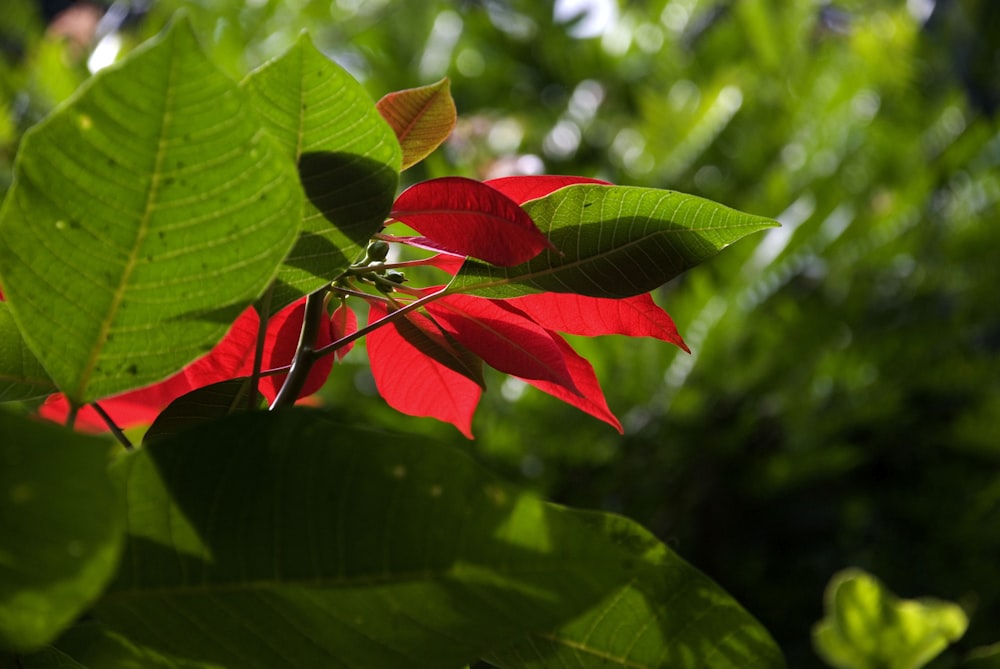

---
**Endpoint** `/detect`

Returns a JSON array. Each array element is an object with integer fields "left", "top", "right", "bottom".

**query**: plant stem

[
  {"left": 269, "top": 287, "right": 328, "bottom": 410},
  {"left": 313, "top": 285, "right": 451, "bottom": 358},
  {"left": 91, "top": 401, "right": 133, "bottom": 450}
]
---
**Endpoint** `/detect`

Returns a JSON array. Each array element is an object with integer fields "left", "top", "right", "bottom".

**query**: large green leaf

[
  {"left": 242, "top": 34, "right": 401, "bottom": 312},
  {"left": 812, "top": 568, "right": 968, "bottom": 669},
  {"left": 97, "top": 409, "right": 641, "bottom": 669},
  {"left": 450, "top": 185, "right": 778, "bottom": 299},
  {"left": 485, "top": 512, "right": 785, "bottom": 668},
  {"left": 0, "top": 18, "right": 301, "bottom": 404},
  {"left": 15, "top": 646, "right": 88, "bottom": 669},
  {"left": 142, "top": 378, "right": 263, "bottom": 445},
  {"left": 0, "top": 301, "right": 55, "bottom": 401},
  {"left": 41, "top": 621, "right": 209, "bottom": 669},
  {"left": 0, "top": 412, "right": 122, "bottom": 653}
]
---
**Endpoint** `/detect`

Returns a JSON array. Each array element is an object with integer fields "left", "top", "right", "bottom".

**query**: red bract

[
  {"left": 425, "top": 294, "right": 579, "bottom": 390},
  {"left": 38, "top": 296, "right": 348, "bottom": 431},
  {"left": 39, "top": 306, "right": 261, "bottom": 431},
  {"left": 485, "top": 175, "right": 611, "bottom": 204},
  {"left": 330, "top": 303, "right": 358, "bottom": 361},
  {"left": 390, "top": 176, "right": 553, "bottom": 266},
  {"left": 504, "top": 292, "right": 689, "bottom": 352},
  {"left": 256, "top": 299, "right": 337, "bottom": 403},
  {"left": 519, "top": 330, "right": 623, "bottom": 434},
  {"left": 366, "top": 301, "right": 482, "bottom": 439}
]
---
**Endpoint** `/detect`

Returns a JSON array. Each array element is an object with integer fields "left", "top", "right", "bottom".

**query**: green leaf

[
  {"left": 376, "top": 78, "right": 457, "bottom": 171},
  {"left": 142, "top": 377, "right": 262, "bottom": 445},
  {"left": 48, "top": 621, "right": 208, "bottom": 669},
  {"left": 97, "top": 409, "right": 641, "bottom": 669},
  {"left": 0, "top": 18, "right": 301, "bottom": 404},
  {"left": 485, "top": 512, "right": 786, "bottom": 669},
  {"left": 0, "top": 412, "right": 122, "bottom": 653},
  {"left": 0, "top": 301, "right": 56, "bottom": 401},
  {"left": 962, "top": 643, "right": 1000, "bottom": 669},
  {"left": 813, "top": 568, "right": 968, "bottom": 669},
  {"left": 242, "top": 34, "right": 401, "bottom": 312},
  {"left": 15, "top": 646, "right": 88, "bottom": 669},
  {"left": 450, "top": 185, "right": 778, "bottom": 299}
]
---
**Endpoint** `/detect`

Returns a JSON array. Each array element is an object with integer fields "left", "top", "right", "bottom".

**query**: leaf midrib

[
  {"left": 103, "top": 559, "right": 621, "bottom": 600},
  {"left": 451, "top": 218, "right": 767, "bottom": 294},
  {"left": 395, "top": 89, "right": 444, "bottom": 145},
  {"left": 74, "top": 51, "right": 177, "bottom": 402}
]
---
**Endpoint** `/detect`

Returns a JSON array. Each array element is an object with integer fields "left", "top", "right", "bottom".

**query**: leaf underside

[
  {"left": 0, "top": 18, "right": 301, "bottom": 403},
  {"left": 486, "top": 513, "right": 786, "bottom": 669},
  {"left": 451, "top": 184, "right": 778, "bottom": 299},
  {"left": 99, "top": 409, "right": 640, "bottom": 669},
  {"left": 0, "top": 301, "right": 56, "bottom": 401},
  {"left": 243, "top": 34, "right": 401, "bottom": 313}
]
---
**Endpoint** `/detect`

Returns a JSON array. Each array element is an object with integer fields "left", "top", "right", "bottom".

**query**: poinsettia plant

[
  {"left": 0, "top": 16, "right": 785, "bottom": 669},
  {"left": 33, "top": 172, "right": 695, "bottom": 440}
]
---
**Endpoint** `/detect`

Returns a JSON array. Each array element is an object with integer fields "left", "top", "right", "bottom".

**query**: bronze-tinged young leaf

[
  {"left": 98, "top": 409, "right": 647, "bottom": 668},
  {"left": 450, "top": 184, "right": 779, "bottom": 299},
  {"left": 376, "top": 78, "right": 456, "bottom": 170},
  {"left": 0, "top": 18, "right": 301, "bottom": 404},
  {"left": 391, "top": 177, "right": 553, "bottom": 266},
  {"left": 486, "top": 512, "right": 786, "bottom": 669},
  {"left": 243, "top": 33, "right": 401, "bottom": 312}
]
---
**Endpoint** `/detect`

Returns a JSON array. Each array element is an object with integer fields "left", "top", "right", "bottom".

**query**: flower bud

[{"left": 366, "top": 240, "right": 390, "bottom": 263}]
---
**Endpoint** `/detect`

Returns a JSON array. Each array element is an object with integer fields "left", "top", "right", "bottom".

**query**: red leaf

[
  {"left": 391, "top": 176, "right": 552, "bottom": 266},
  {"left": 426, "top": 294, "right": 578, "bottom": 390},
  {"left": 330, "top": 303, "right": 358, "bottom": 361},
  {"left": 520, "top": 331, "right": 623, "bottom": 433},
  {"left": 506, "top": 292, "right": 690, "bottom": 352},
  {"left": 257, "top": 298, "right": 336, "bottom": 402},
  {"left": 421, "top": 252, "right": 466, "bottom": 275},
  {"left": 39, "top": 306, "right": 261, "bottom": 431},
  {"left": 485, "top": 175, "right": 611, "bottom": 204},
  {"left": 367, "top": 301, "right": 481, "bottom": 438}
]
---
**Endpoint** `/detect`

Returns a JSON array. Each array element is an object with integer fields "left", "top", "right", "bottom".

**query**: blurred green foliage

[
  {"left": 814, "top": 568, "right": 968, "bottom": 669},
  {"left": 2, "top": 0, "right": 999, "bottom": 666}
]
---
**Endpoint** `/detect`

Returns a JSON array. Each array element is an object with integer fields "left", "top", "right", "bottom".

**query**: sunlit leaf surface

[
  {"left": 98, "top": 409, "right": 645, "bottom": 669},
  {"left": 0, "top": 19, "right": 300, "bottom": 403}
]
